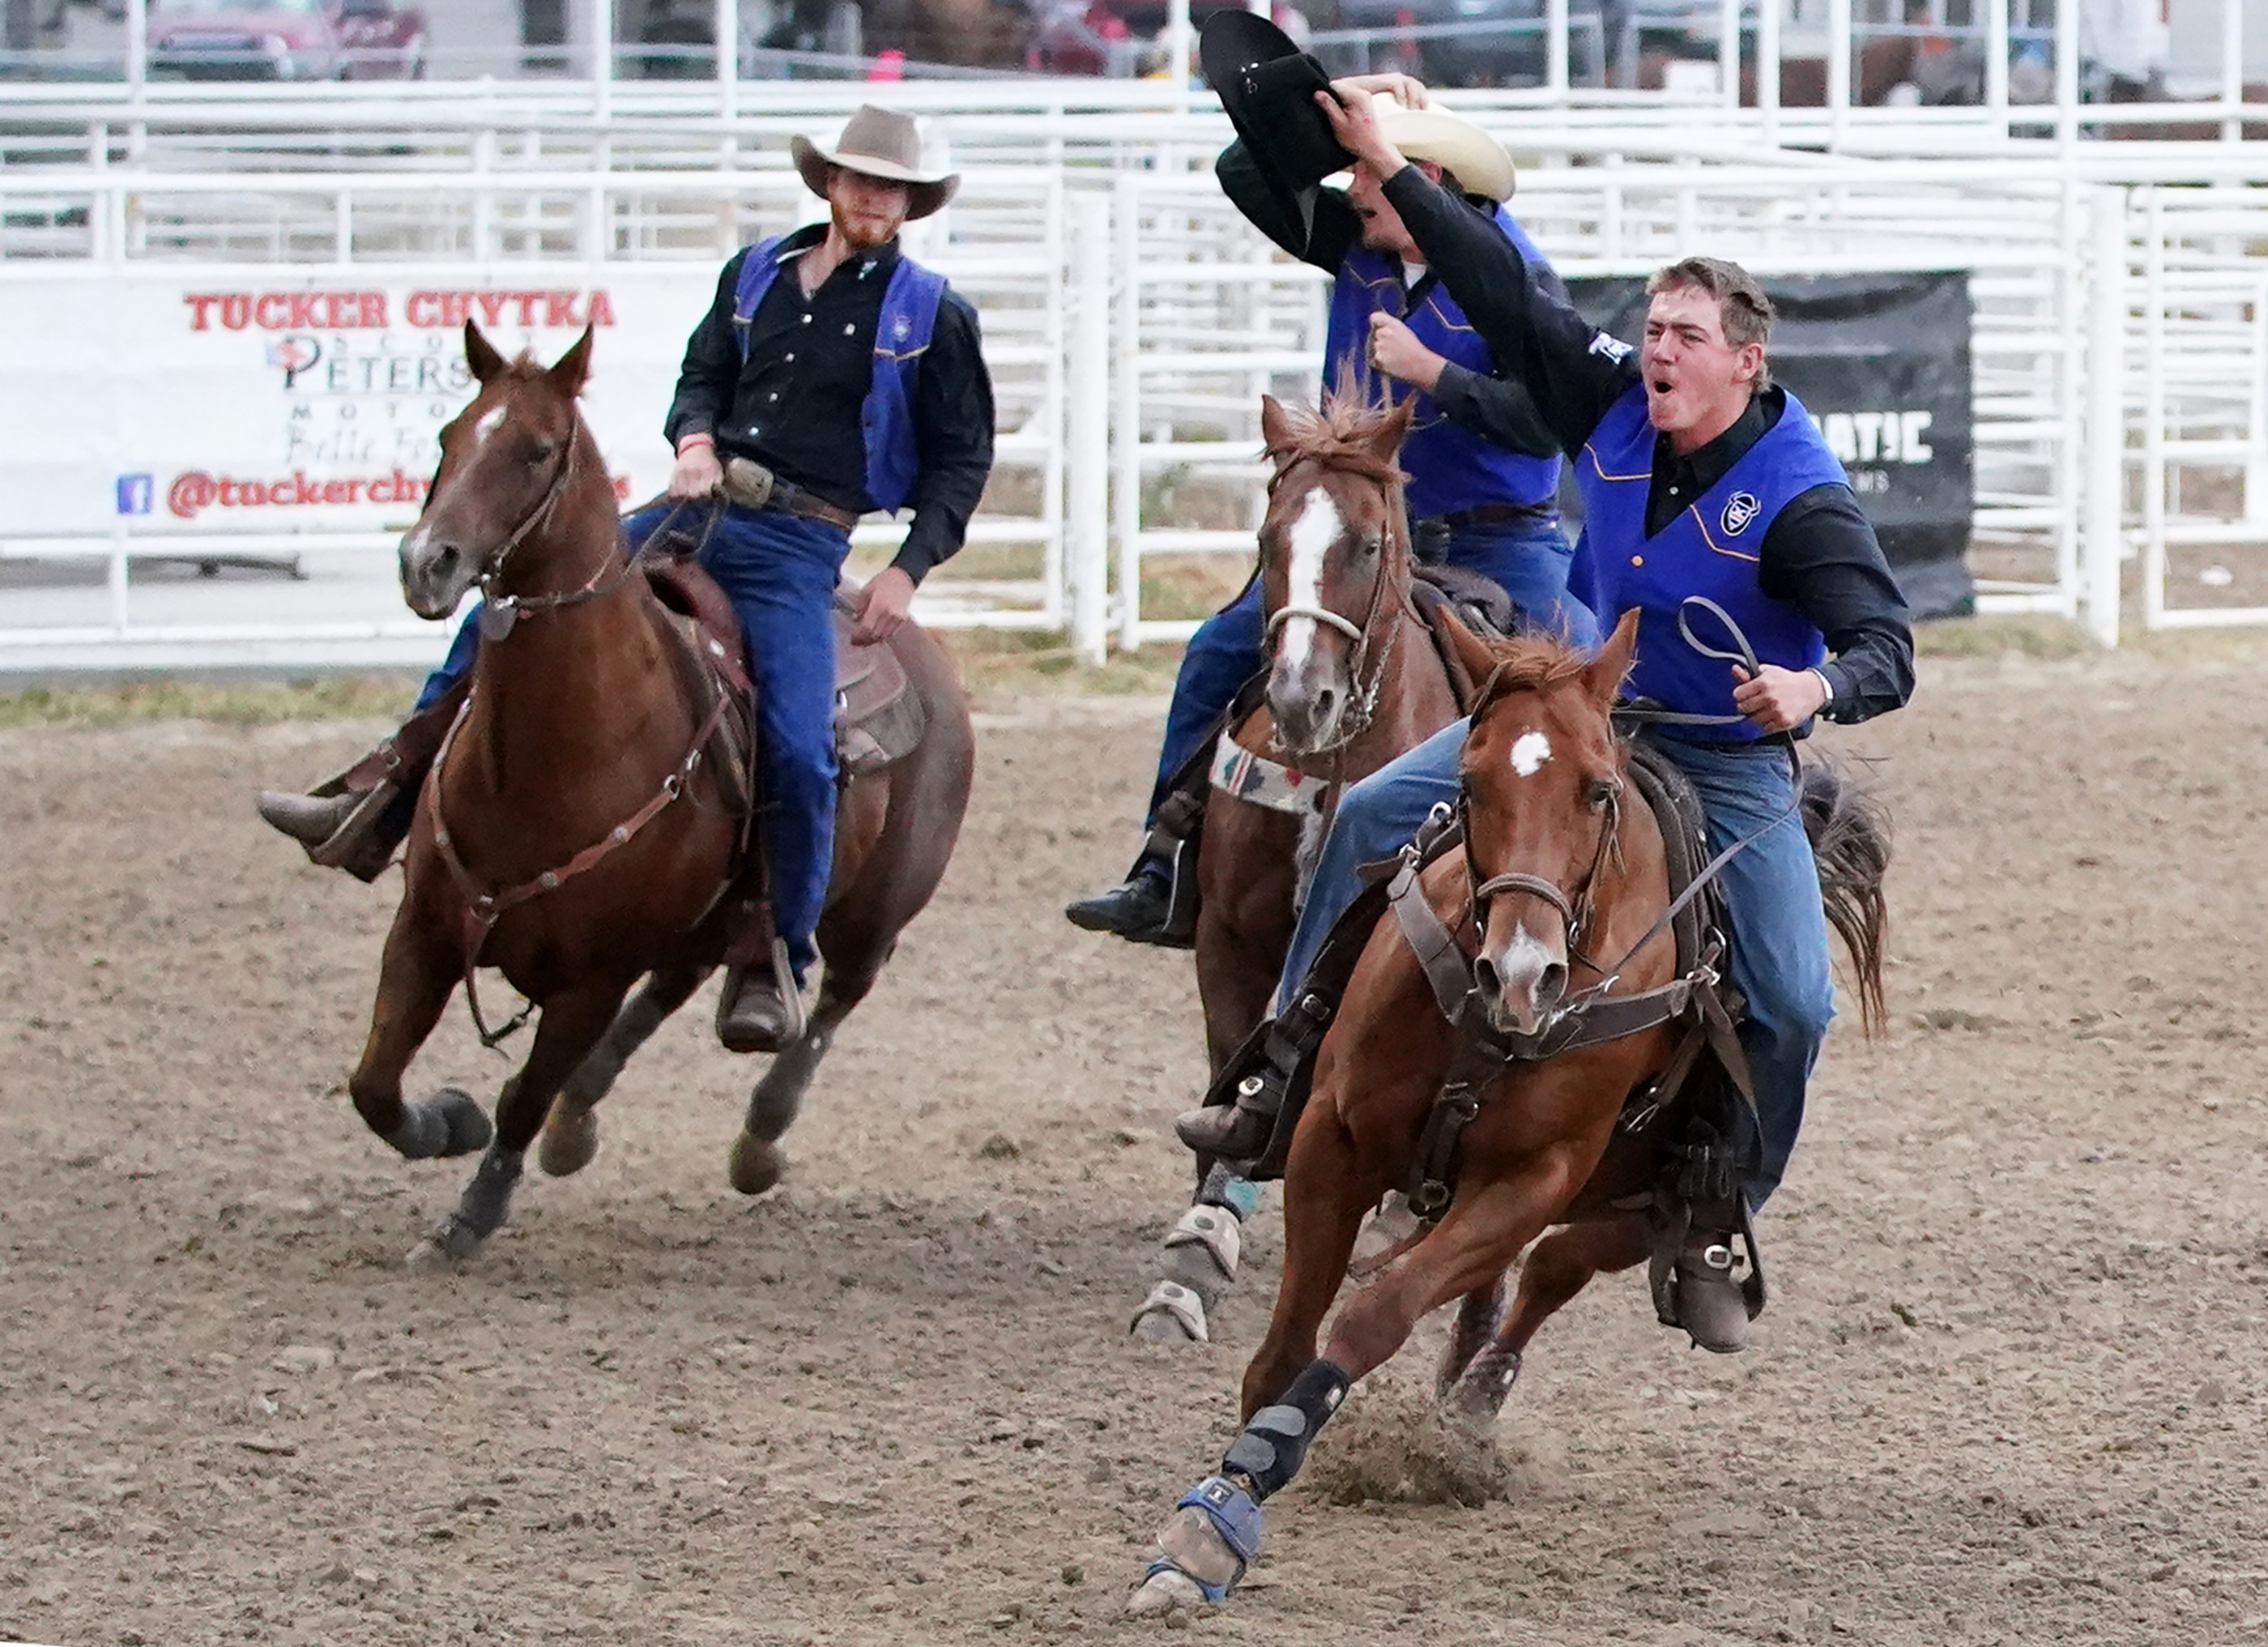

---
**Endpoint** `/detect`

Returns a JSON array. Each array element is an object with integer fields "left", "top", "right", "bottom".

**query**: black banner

[{"left": 1562, "top": 270, "right": 1975, "bottom": 619}]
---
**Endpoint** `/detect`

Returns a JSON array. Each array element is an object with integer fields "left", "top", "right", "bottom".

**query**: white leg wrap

[
  {"left": 1129, "top": 1279, "right": 1209, "bottom": 1342},
  {"left": 1162, "top": 1204, "right": 1243, "bottom": 1289}
]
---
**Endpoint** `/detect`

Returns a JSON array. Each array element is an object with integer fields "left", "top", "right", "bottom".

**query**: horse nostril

[
  {"left": 1537, "top": 962, "right": 1568, "bottom": 1009},
  {"left": 1473, "top": 955, "right": 1503, "bottom": 1005},
  {"left": 1313, "top": 687, "right": 1337, "bottom": 723}
]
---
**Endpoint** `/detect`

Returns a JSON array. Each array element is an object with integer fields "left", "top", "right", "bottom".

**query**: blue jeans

[
  {"left": 1272, "top": 724, "right": 1831, "bottom": 1211},
  {"left": 1145, "top": 512, "right": 1597, "bottom": 824},
  {"left": 417, "top": 501, "right": 850, "bottom": 984}
]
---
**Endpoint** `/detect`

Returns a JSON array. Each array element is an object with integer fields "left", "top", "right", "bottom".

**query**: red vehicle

[
  {"left": 147, "top": 0, "right": 428, "bottom": 82},
  {"left": 1028, "top": 0, "right": 1311, "bottom": 76}
]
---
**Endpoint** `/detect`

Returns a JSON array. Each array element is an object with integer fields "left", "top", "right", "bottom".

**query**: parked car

[
  {"left": 1028, "top": 0, "right": 1311, "bottom": 77},
  {"left": 146, "top": 0, "right": 426, "bottom": 82},
  {"left": 334, "top": 0, "right": 428, "bottom": 79}
]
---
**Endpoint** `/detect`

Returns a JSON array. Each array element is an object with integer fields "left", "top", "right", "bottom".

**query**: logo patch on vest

[
  {"left": 892, "top": 314, "right": 911, "bottom": 342},
  {"left": 1721, "top": 491, "right": 1761, "bottom": 535}
]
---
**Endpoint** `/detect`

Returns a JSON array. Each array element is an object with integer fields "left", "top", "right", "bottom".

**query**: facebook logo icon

[{"left": 116, "top": 474, "right": 154, "bottom": 515}]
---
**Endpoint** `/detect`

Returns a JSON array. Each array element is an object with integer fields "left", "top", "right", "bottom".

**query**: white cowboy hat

[
  {"left": 789, "top": 105, "right": 961, "bottom": 222},
  {"left": 1331, "top": 92, "right": 1517, "bottom": 203}
]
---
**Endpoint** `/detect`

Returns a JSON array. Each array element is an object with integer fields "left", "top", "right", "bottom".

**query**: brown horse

[
  {"left": 1133, "top": 388, "right": 1468, "bottom": 1341},
  {"left": 1127, "top": 611, "right": 1888, "bottom": 1611},
  {"left": 354, "top": 322, "right": 973, "bottom": 1265}
]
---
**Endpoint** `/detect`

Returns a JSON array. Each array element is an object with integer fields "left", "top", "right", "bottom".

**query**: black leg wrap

[{"left": 1218, "top": 1359, "right": 1351, "bottom": 1502}]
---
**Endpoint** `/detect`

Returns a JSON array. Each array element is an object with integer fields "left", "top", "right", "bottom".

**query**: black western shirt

[
  {"left": 1378, "top": 164, "right": 1916, "bottom": 724},
  {"left": 664, "top": 227, "right": 996, "bottom": 585},
  {"left": 1216, "top": 142, "right": 1561, "bottom": 466}
]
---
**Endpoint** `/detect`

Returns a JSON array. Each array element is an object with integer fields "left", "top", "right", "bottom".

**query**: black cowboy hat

[{"left": 1200, "top": 11, "right": 1349, "bottom": 233}]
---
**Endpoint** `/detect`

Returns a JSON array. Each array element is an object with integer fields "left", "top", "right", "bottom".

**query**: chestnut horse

[
  {"left": 1128, "top": 611, "right": 1889, "bottom": 1611},
  {"left": 354, "top": 322, "right": 972, "bottom": 1265},
  {"left": 1133, "top": 388, "right": 1467, "bottom": 1341}
]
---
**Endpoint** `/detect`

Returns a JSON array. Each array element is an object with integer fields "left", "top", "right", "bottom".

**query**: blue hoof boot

[{"left": 1125, "top": 1475, "right": 1263, "bottom": 1615}]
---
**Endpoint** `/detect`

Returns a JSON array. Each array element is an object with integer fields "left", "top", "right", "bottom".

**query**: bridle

[
  {"left": 1258, "top": 451, "right": 1411, "bottom": 757},
  {"left": 425, "top": 407, "right": 638, "bottom": 644},
  {"left": 1454, "top": 757, "right": 1624, "bottom": 974}
]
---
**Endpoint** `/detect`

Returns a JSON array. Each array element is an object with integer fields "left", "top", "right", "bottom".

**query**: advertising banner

[
  {"left": 1563, "top": 270, "right": 1976, "bottom": 618},
  {"left": 2, "top": 267, "right": 719, "bottom": 542}
]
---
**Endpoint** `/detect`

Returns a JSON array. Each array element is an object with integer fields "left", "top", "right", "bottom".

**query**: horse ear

[
  {"left": 547, "top": 326, "right": 595, "bottom": 399},
  {"left": 1364, "top": 393, "right": 1417, "bottom": 462},
  {"left": 1260, "top": 393, "right": 1295, "bottom": 459},
  {"left": 1443, "top": 608, "right": 1502, "bottom": 709},
  {"left": 463, "top": 319, "right": 505, "bottom": 383},
  {"left": 1583, "top": 608, "right": 1642, "bottom": 706}
]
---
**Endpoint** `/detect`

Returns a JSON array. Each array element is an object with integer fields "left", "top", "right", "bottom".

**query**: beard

[{"left": 830, "top": 194, "right": 904, "bottom": 251}]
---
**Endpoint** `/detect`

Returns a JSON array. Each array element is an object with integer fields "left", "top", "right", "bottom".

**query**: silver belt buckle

[{"left": 723, "top": 455, "right": 775, "bottom": 511}]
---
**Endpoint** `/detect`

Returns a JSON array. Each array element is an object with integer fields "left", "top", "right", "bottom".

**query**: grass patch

[
  {"left": 940, "top": 628, "right": 1183, "bottom": 698},
  {"left": 1913, "top": 614, "right": 2098, "bottom": 660},
  {"left": 0, "top": 675, "right": 417, "bottom": 729}
]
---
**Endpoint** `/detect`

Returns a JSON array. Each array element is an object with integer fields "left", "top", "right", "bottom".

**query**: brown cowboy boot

[
  {"left": 258, "top": 789, "right": 360, "bottom": 846},
  {"left": 252, "top": 681, "right": 467, "bottom": 883},
  {"left": 715, "top": 932, "right": 808, "bottom": 1055}
]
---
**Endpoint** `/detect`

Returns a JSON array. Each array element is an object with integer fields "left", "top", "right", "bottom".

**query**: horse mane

[
  {"left": 1264, "top": 380, "right": 1410, "bottom": 491},
  {"left": 1469, "top": 629, "right": 1593, "bottom": 698}
]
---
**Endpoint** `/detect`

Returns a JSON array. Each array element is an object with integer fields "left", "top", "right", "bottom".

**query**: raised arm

[{"left": 1315, "top": 87, "right": 1635, "bottom": 455}]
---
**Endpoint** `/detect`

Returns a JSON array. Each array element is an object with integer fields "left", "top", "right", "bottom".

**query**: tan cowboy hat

[
  {"left": 789, "top": 105, "right": 961, "bottom": 221},
  {"left": 1330, "top": 92, "right": 1516, "bottom": 203}
]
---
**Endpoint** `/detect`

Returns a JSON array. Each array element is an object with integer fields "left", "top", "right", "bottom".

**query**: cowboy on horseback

[
  {"left": 1177, "top": 85, "right": 1916, "bottom": 1355},
  {"left": 1065, "top": 16, "right": 1597, "bottom": 949},
  {"left": 258, "top": 105, "right": 995, "bottom": 1050}
]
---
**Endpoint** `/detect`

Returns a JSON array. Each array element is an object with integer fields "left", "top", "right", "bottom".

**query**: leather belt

[
  {"left": 721, "top": 455, "right": 861, "bottom": 532},
  {"left": 1418, "top": 501, "right": 1558, "bottom": 531}
]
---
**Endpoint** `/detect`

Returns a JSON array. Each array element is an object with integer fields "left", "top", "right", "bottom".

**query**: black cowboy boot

[
  {"left": 1174, "top": 989, "right": 1336, "bottom": 1163},
  {"left": 1660, "top": 1119, "right": 1759, "bottom": 1354},
  {"left": 1065, "top": 840, "right": 1200, "bottom": 949},
  {"left": 1066, "top": 777, "right": 1207, "bottom": 949},
  {"left": 1065, "top": 830, "right": 1200, "bottom": 949}
]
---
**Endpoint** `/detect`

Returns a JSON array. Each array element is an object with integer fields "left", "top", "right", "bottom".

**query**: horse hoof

[
  {"left": 427, "top": 1087, "right": 492, "bottom": 1158},
  {"left": 1442, "top": 1346, "right": 1524, "bottom": 1427},
  {"left": 537, "top": 1107, "right": 599, "bottom": 1177},
  {"left": 405, "top": 1215, "right": 485, "bottom": 1269},
  {"left": 1124, "top": 1567, "right": 1207, "bottom": 1619},
  {"left": 727, "top": 1132, "right": 784, "bottom": 1197},
  {"left": 1129, "top": 1281, "right": 1208, "bottom": 1343}
]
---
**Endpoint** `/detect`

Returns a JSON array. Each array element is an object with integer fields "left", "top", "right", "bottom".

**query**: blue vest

[
  {"left": 1323, "top": 207, "right": 1561, "bottom": 519},
  {"left": 1571, "top": 384, "right": 1848, "bottom": 742},
  {"left": 731, "top": 236, "right": 948, "bottom": 515}
]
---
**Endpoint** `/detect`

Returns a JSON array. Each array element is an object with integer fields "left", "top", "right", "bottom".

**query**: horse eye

[
  {"left": 1587, "top": 779, "right": 1618, "bottom": 810},
  {"left": 526, "top": 438, "right": 556, "bottom": 465}
]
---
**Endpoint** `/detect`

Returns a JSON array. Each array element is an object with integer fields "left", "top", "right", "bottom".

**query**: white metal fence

[{"left": 1, "top": 80, "right": 2264, "bottom": 670}]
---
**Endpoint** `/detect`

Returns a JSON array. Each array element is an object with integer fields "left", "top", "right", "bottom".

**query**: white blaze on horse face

[
  {"left": 1510, "top": 731, "right": 1552, "bottom": 777},
  {"left": 1278, "top": 487, "right": 1345, "bottom": 672},
  {"left": 474, "top": 405, "right": 507, "bottom": 446},
  {"left": 1490, "top": 919, "right": 1565, "bottom": 1032}
]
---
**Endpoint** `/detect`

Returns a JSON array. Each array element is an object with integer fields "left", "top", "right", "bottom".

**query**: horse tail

[{"left": 1799, "top": 758, "right": 1891, "bottom": 1038}]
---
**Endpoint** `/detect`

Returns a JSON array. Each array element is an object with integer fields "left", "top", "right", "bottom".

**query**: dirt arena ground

[{"left": 2, "top": 642, "right": 2265, "bottom": 1647}]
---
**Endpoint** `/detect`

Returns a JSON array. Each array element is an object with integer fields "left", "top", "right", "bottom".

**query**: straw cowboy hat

[
  {"left": 789, "top": 105, "right": 961, "bottom": 221},
  {"left": 1336, "top": 93, "right": 1518, "bottom": 203}
]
